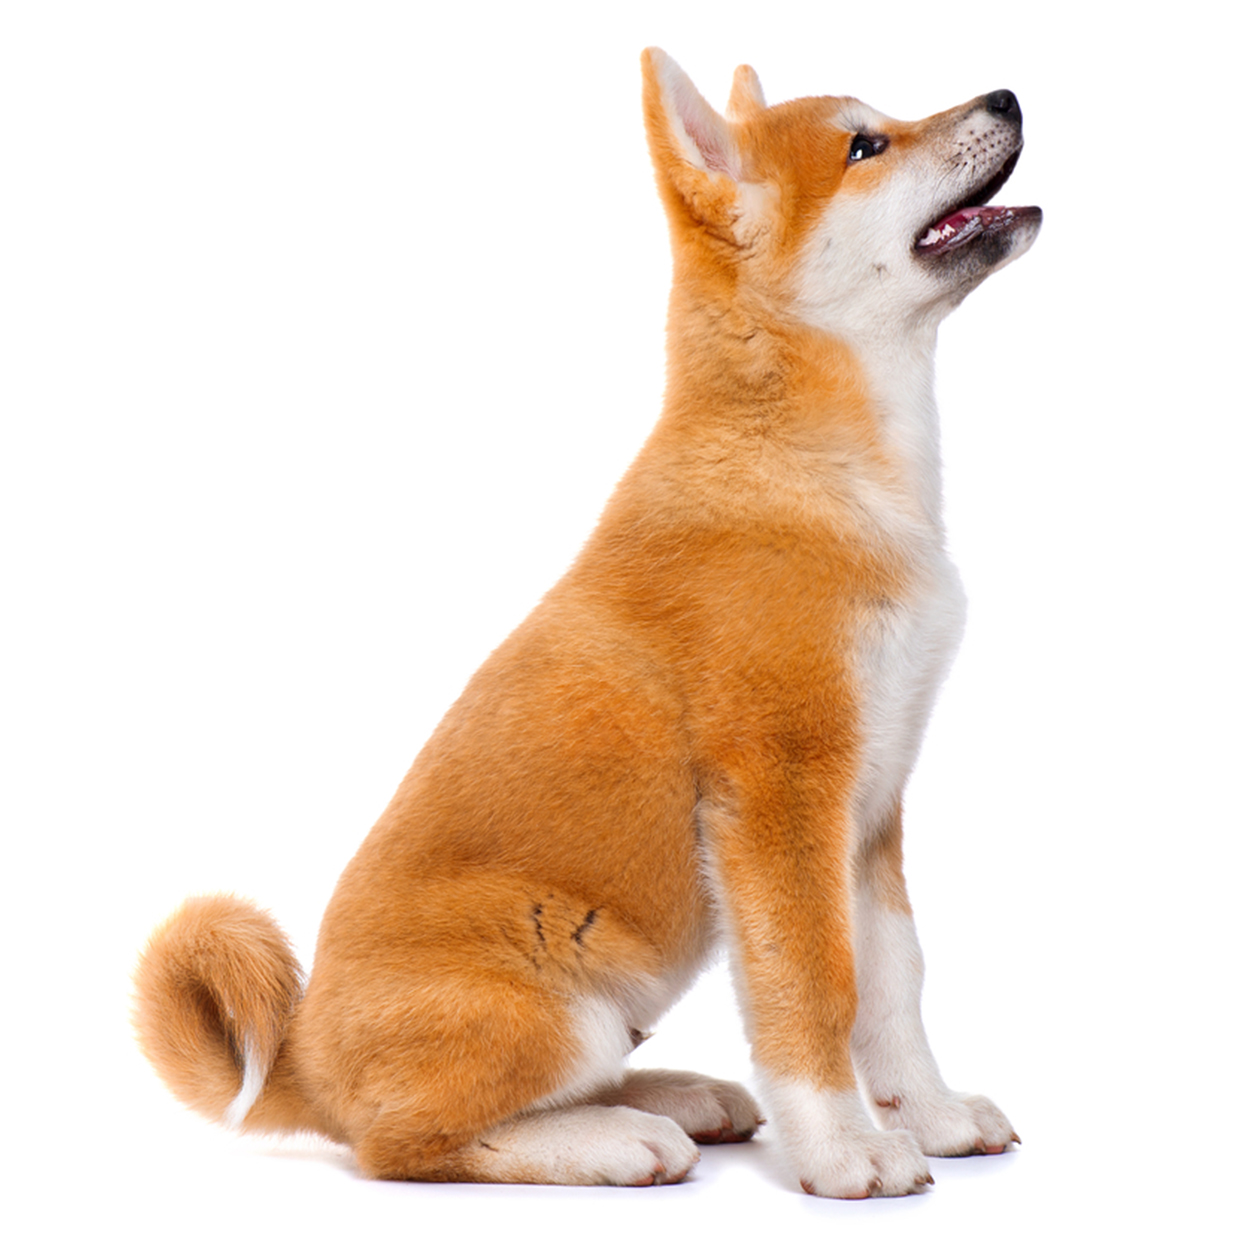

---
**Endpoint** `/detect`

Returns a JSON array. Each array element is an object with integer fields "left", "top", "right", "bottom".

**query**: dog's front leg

[
  {"left": 701, "top": 778, "right": 933, "bottom": 1199},
  {"left": 851, "top": 801, "right": 1019, "bottom": 1156}
]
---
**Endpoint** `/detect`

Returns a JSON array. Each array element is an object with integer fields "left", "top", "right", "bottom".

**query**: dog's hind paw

[
  {"left": 593, "top": 1068, "right": 763, "bottom": 1144},
  {"left": 473, "top": 1104, "right": 700, "bottom": 1186}
]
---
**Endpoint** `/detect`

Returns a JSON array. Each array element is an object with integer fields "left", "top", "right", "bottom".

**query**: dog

[{"left": 134, "top": 49, "right": 1040, "bottom": 1199}]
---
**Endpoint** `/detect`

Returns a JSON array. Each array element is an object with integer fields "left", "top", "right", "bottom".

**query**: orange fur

[
  {"left": 134, "top": 49, "right": 1038, "bottom": 1194},
  {"left": 133, "top": 896, "right": 310, "bottom": 1130}
]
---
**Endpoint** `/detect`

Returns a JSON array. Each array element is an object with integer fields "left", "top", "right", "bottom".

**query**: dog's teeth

[
  {"left": 917, "top": 207, "right": 995, "bottom": 253},
  {"left": 919, "top": 220, "right": 960, "bottom": 248}
]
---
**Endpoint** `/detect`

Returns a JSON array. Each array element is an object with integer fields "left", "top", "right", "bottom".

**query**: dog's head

[{"left": 642, "top": 50, "right": 1041, "bottom": 340}]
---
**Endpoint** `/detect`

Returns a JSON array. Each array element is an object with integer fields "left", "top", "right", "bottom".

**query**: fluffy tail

[{"left": 133, "top": 895, "right": 315, "bottom": 1135}]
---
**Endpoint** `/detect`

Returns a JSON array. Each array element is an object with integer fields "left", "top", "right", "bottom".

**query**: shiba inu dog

[{"left": 134, "top": 49, "right": 1040, "bottom": 1199}]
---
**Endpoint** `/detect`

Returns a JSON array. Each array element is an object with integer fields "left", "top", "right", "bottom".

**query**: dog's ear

[
  {"left": 727, "top": 65, "right": 766, "bottom": 121},
  {"left": 642, "top": 48, "right": 743, "bottom": 237}
]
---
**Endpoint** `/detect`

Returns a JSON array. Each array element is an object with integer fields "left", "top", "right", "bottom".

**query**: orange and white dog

[{"left": 135, "top": 50, "right": 1040, "bottom": 1199}]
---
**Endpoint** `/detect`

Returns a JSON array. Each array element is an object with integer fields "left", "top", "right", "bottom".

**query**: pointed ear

[
  {"left": 727, "top": 64, "right": 766, "bottom": 120},
  {"left": 642, "top": 48, "right": 741, "bottom": 178},
  {"left": 642, "top": 48, "right": 744, "bottom": 232}
]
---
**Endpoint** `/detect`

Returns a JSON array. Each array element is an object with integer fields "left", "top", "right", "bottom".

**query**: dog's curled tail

[{"left": 133, "top": 895, "right": 317, "bottom": 1136}]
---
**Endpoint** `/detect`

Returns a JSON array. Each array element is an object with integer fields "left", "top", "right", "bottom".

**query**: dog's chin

[{"left": 914, "top": 206, "right": 1042, "bottom": 285}]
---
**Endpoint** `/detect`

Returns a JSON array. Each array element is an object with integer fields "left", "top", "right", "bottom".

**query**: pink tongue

[{"left": 917, "top": 205, "right": 1017, "bottom": 253}]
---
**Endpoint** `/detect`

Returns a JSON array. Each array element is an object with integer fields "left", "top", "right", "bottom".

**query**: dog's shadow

[
  {"left": 247, "top": 1122, "right": 1015, "bottom": 1204},
  {"left": 698, "top": 1128, "right": 1018, "bottom": 1205}
]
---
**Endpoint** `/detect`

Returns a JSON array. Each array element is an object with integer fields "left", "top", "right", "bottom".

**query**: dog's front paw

[
  {"left": 764, "top": 1083, "right": 931, "bottom": 1199},
  {"left": 875, "top": 1090, "right": 1019, "bottom": 1157},
  {"left": 596, "top": 1068, "right": 762, "bottom": 1143},
  {"left": 798, "top": 1127, "right": 933, "bottom": 1199}
]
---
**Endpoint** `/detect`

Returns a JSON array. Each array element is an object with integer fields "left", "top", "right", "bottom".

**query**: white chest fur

[
  {"left": 845, "top": 335, "right": 967, "bottom": 836},
  {"left": 852, "top": 550, "right": 966, "bottom": 834}
]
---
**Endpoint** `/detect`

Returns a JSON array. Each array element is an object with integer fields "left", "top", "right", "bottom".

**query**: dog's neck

[
  {"left": 655, "top": 287, "right": 950, "bottom": 539},
  {"left": 844, "top": 323, "right": 947, "bottom": 535}
]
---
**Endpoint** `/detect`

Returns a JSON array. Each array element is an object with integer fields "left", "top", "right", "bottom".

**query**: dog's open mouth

[{"left": 914, "top": 150, "right": 1041, "bottom": 257}]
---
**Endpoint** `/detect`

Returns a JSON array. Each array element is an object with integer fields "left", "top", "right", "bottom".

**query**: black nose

[{"left": 984, "top": 89, "right": 1022, "bottom": 127}]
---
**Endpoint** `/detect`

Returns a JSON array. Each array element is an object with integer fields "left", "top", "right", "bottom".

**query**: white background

[{"left": 4, "top": 2, "right": 1245, "bottom": 1246}]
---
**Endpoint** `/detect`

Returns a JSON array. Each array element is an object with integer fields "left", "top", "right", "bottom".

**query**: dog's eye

[{"left": 848, "top": 134, "right": 887, "bottom": 162}]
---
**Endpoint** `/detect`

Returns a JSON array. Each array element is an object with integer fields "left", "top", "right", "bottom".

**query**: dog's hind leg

[
  {"left": 305, "top": 869, "right": 718, "bottom": 1185},
  {"left": 346, "top": 986, "right": 701, "bottom": 1185},
  {"left": 403, "top": 1103, "right": 702, "bottom": 1186}
]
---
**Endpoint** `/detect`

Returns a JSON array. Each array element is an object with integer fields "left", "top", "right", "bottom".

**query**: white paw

[
  {"left": 597, "top": 1068, "right": 763, "bottom": 1143},
  {"left": 761, "top": 1080, "right": 932, "bottom": 1199},
  {"left": 798, "top": 1127, "right": 933, "bottom": 1199},
  {"left": 874, "top": 1090, "right": 1019, "bottom": 1157},
  {"left": 478, "top": 1104, "right": 701, "bottom": 1186}
]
